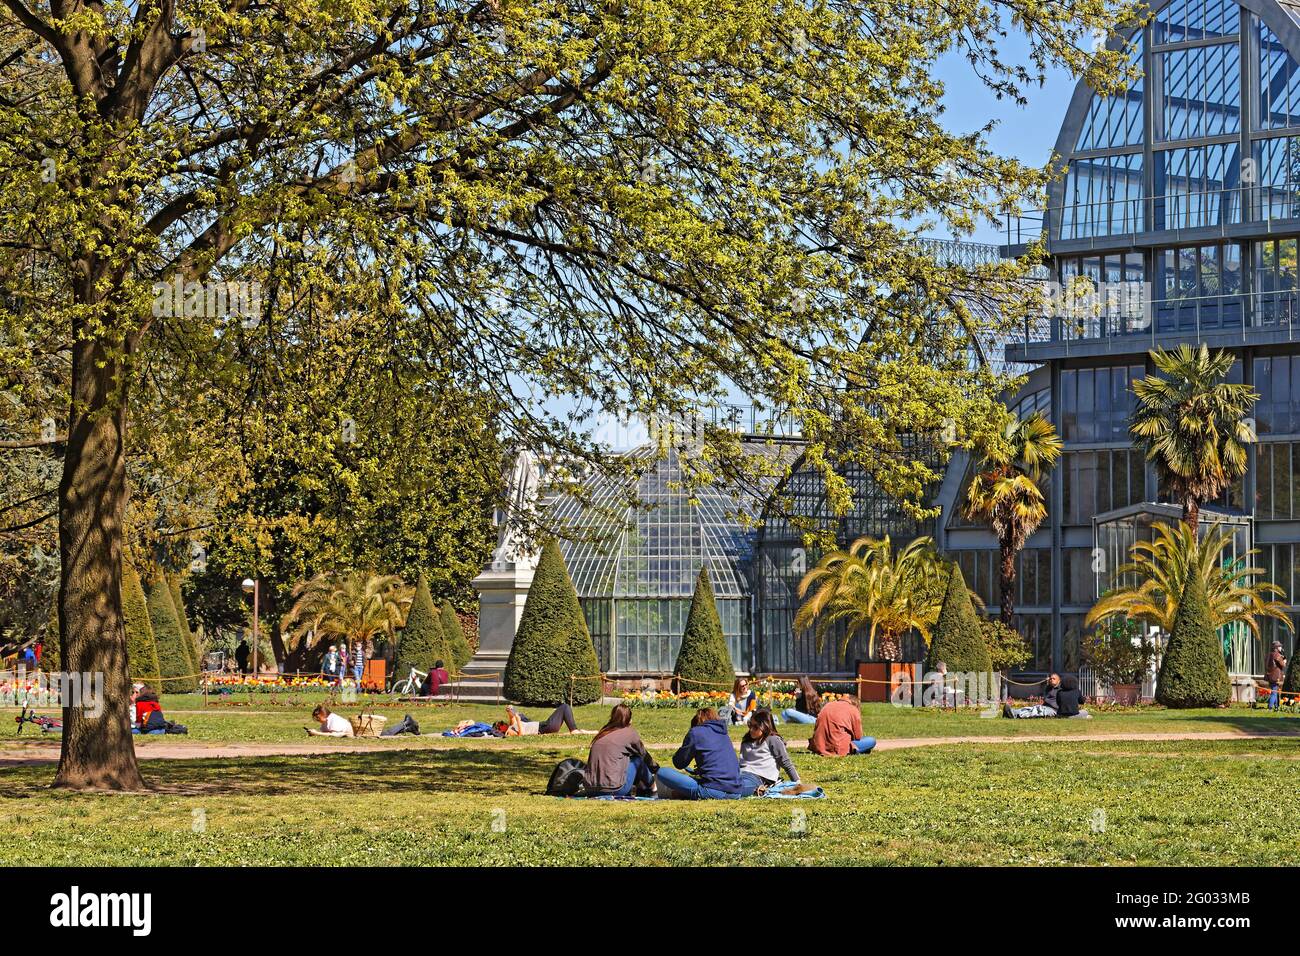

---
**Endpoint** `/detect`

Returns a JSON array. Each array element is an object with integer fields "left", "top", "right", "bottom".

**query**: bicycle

[
  {"left": 15, "top": 706, "right": 62, "bottom": 735},
  {"left": 390, "top": 666, "right": 427, "bottom": 696}
]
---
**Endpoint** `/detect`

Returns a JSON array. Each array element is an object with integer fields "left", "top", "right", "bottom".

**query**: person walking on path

[{"left": 1266, "top": 641, "right": 1288, "bottom": 711}]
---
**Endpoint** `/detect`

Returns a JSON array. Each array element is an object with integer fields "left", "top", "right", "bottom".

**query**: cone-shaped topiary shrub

[
  {"left": 394, "top": 574, "right": 446, "bottom": 682},
  {"left": 672, "top": 567, "right": 735, "bottom": 693},
  {"left": 1285, "top": 640, "right": 1300, "bottom": 696},
  {"left": 167, "top": 572, "right": 204, "bottom": 673},
  {"left": 504, "top": 539, "right": 601, "bottom": 705},
  {"left": 145, "top": 568, "right": 198, "bottom": 693},
  {"left": 440, "top": 600, "right": 473, "bottom": 671},
  {"left": 926, "top": 564, "right": 993, "bottom": 674},
  {"left": 1156, "top": 570, "right": 1230, "bottom": 708},
  {"left": 122, "top": 561, "right": 162, "bottom": 694}
]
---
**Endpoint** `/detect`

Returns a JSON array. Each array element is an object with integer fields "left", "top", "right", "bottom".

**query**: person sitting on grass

[
  {"left": 781, "top": 675, "right": 821, "bottom": 725},
  {"left": 418, "top": 660, "right": 450, "bottom": 697},
  {"left": 738, "top": 708, "right": 799, "bottom": 794},
  {"left": 580, "top": 702, "right": 658, "bottom": 797},
  {"left": 1002, "top": 673, "right": 1089, "bottom": 718},
  {"left": 497, "top": 702, "right": 587, "bottom": 736},
  {"left": 808, "top": 693, "right": 875, "bottom": 756},
  {"left": 306, "top": 704, "right": 354, "bottom": 737},
  {"left": 727, "top": 676, "right": 758, "bottom": 725},
  {"left": 130, "top": 684, "right": 168, "bottom": 734},
  {"left": 656, "top": 707, "right": 745, "bottom": 799}
]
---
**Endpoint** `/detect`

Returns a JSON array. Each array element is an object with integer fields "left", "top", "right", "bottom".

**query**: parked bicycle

[{"left": 390, "top": 666, "right": 427, "bottom": 697}]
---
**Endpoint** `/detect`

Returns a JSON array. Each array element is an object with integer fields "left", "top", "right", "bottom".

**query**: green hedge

[
  {"left": 1155, "top": 571, "right": 1230, "bottom": 708},
  {"left": 440, "top": 600, "right": 473, "bottom": 671},
  {"left": 394, "top": 574, "right": 446, "bottom": 681},
  {"left": 122, "top": 561, "right": 162, "bottom": 694},
  {"left": 672, "top": 567, "right": 735, "bottom": 693},
  {"left": 504, "top": 539, "right": 601, "bottom": 705},
  {"left": 145, "top": 568, "right": 198, "bottom": 693},
  {"left": 926, "top": 564, "right": 993, "bottom": 675}
]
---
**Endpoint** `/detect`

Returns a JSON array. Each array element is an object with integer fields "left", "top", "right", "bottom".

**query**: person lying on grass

[
  {"left": 656, "top": 707, "right": 747, "bottom": 799},
  {"left": 808, "top": 693, "right": 875, "bottom": 756},
  {"left": 579, "top": 702, "right": 658, "bottom": 797},
  {"left": 306, "top": 704, "right": 354, "bottom": 737},
  {"left": 496, "top": 703, "right": 594, "bottom": 736},
  {"left": 1002, "top": 673, "right": 1088, "bottom": 719},
  {"left": 738, "top": 708, "right": 800, "bottom": 795}
]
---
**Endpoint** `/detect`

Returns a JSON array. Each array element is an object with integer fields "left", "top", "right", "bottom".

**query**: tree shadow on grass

[
  {"left": 136, "top": 747, "right": 566, "bottom": 797},
  {"left": 1172, "top": 712, "right": 1300, "bottom": 736}
]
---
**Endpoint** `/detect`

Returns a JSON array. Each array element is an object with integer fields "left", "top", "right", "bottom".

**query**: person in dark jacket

[
  {"left": 1266, "top": 641, "right": 1288, "bottom": 711},
  {"left": 656, "top": 707, "right": 744, "bottom": 799},
  {"left": 1053, "top": 674, "right": 1088, "bottom": 717},
  {"left": 1004, "top": 673, "right": 1067, "bottom": 718}
]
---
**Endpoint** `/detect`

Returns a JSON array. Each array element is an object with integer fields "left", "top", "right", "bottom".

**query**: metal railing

[
  {"left": 1004, "top": 182, "right": 1300, "bottom": 245},
  {"left": 1018, "top": 289, "right": 1300, "bottom": 353}
]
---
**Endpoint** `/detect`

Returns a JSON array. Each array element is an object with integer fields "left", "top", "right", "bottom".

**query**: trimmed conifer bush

[
  {"left": 926, "top": 564, "right": 993, "bottom": 674},
  {"left": 122, "top": 561, "right": 162, "bottom": 694},
  {"left": 440, "top": 600, "right": 473, "bottom": 671},
  {"left": 1285, "top": 641, "right": 1300, "bottom": 696},
  {"left": 145, "top": 568, "right": 198, "bottom": 693},
  {"left": 1155, "top": 570, "right": 1230, "bottom": 708},
  {"left": 672, "top": 567, "right": 735, "bottom": 693},
  {"left": 394, "top": 574, "right": 446, "bottom": 681},
  {"left": 167, "top": 572, "right": 204, "bottom": 673},
  {"left": 504, "top": 539, "right": 602, "bottom": 705}
]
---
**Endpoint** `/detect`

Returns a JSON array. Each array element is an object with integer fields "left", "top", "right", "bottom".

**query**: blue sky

[{"left": 934, "top": 37, "right": 1080, "bottom": 244}]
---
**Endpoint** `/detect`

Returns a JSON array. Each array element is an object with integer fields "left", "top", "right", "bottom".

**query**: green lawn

[
  {"left": 6, "top": 697, "right": 1298, "bottom": 748},
  {"left": 2, "top": 737, "right": 1298, "bottom": 865}
]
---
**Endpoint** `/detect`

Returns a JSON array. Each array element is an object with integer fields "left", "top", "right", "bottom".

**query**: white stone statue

[{"left": 490, "top": 449, "right": 541, "bottom": 572}]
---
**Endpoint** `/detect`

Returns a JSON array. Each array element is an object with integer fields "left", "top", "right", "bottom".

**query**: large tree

[
  {"left": 1131, "top": 345, "right": 1258, "bottom": 531},
  {"left": 0, "top": 0, "right": 1138, "bottom": 788},
  {"left": 963, "top": 410, "right": 1061, "bottom": 626}
]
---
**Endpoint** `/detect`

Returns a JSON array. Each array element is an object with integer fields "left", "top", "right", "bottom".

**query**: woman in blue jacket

[{"left": 656, "top": 707, "right": 748, "bottom": 799}]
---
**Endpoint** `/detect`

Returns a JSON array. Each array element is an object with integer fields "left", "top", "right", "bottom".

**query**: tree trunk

[
  {"left": 999, "top": 539, "right": 1017, "bottom": 627},
  {"left": 1183, "top": 496, "right": 1200, "bottom": 533},
  {"left": 53, "top": 333, "right": 145, "bottom": 791},
  {"left": 878, "top": 633, "right": 900, "bottom": 662}
]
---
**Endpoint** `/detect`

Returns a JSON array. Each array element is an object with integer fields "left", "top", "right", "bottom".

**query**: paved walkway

[{"left": 3, "top": 729, "right": 1298, "bottom": 768}]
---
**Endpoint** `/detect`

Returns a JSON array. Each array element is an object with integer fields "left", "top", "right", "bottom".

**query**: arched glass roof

[
  {"left": 545, "top": 445, "right": 762, "bottom": 600},
  {"left": 1053, "top": 0, "right": 1300, "bottom": 239}
]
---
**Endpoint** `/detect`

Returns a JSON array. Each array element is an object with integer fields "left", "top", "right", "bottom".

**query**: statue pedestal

[{"left": 456, "top": 565, "right": 534, "bottom": 702}]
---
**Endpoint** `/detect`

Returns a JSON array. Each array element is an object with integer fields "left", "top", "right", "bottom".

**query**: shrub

[
  {"left": 980, "top": 618, "right": 1030, "bottom": 673},
  {"left": 504, "top": 539, "right": 601, "bottom": 705},
  {"left": 167, "top": 572, "right": 204, "bottom": 672},
  {"left": 926, "top": 564, "right": 993, "bottom": 674},
  {"left": 145, "top": 568, "right": 198, "bottom": 693},
  {"left": 121, "top": 561, "right": 162, "bottom": 694},
  {"left": 1285, "top": 641, "right": 1300, "bottom": 696},
  {"left": 1155, "top": 570, "right": 1230, "bottom": 708},
  {"left": 672, "top": 568, "right": 735, "bottom": 693},
  {"left": 1083, "top": 616, "right": 1156, "bottom": 686},
  {"left": 440, "top": 600, "right": 473, "bottom": 671},
  {"left": 393, "top": 575, "right": 445, "bottom": 681}
]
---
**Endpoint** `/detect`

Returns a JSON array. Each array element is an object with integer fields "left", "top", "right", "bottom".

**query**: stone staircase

[{"left": 444, "top": 650, "right": 507, "bottom": 704}]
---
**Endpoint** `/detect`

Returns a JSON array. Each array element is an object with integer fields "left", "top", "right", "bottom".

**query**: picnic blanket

[
  {"left": 441, "top": 720, "right": 502, "bottom": 738},
  {"left": 762, "top": 780, "right": 826, "bottom": 799}
]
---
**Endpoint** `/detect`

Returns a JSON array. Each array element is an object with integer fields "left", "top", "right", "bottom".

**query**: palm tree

[
  {"left": 1131, "top": 344, "right": 1258, "bottom": 531},
  {"left": 794, "top": 535, "right": 947, "bottom": 663},
  {"left": 1085, "top": 521, "right": 1292, "bottom": 639},
  {"left": 280, "top": 571, "right": 414, "bottom": 658},
  {"left": 964, "top": 410, "right": 1062, "bottom": 626}
]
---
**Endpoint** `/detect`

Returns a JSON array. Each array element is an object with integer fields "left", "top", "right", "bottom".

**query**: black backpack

[
  {"left": 164, "top": 721, "right": 188, "bottom": 734},
  {"left": 546, "top": 757, "right": 587, "bottom": 797}
]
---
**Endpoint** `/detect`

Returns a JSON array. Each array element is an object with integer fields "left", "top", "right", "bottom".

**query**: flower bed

[
  {"left": 200, "top": 674, "right": 333, "bottom": 692},
  {"left": 621, "top": 688, "right": 853, "bottom": 710}
]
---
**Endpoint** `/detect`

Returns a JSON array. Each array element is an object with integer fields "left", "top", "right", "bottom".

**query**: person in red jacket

[
  {"left": 808, "top": 694, "right": 875, "bottom": 756},
  {"left": 130, "top": 684, "right": 167, "bottom": 734}
]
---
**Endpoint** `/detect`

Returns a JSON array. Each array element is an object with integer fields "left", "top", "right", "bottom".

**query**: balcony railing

[
  {"left": 1004, "top": 182, "right": 1300, "bottom": 246},
  {"left": 1017, "top": 289, "right": 1300, "bottom": 354}
]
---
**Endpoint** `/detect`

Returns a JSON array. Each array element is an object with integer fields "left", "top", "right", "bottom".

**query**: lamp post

[{"left": 241, "top": 578, "right": 259, "bottom": 676}]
